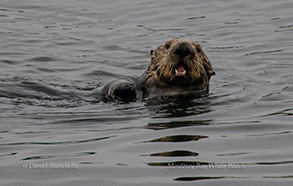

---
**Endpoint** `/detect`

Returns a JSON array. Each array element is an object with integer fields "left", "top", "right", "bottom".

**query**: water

[{"left": 1, "top": 0, "right": 293, "bottom": 185}]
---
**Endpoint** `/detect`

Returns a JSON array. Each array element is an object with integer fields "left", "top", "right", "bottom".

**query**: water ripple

[
  {"left": 143, "top": 150, "right": 199, "bottom": 157},
  {"left": 0, "top": 136, "right": 115, "bottom": 146},
  {"left": 145, "top": 135, "right": 208, "bottom": 143},
  {"left": 174, "top": 176, "right": 245, "bottom": 181},
  {"left": 22, "top": 151, "right": 95, "bottom": 161}
]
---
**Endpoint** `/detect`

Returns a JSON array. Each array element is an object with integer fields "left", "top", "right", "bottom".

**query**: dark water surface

[{"left": 1, "top": 0, "right": 293, "bottom": 185}]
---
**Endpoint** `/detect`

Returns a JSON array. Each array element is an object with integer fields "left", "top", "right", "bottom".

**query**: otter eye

[
  {"left": 196, "top": 46, "right": 201, "bottom": 53},
  {"left": 150, "top": 50, "right": 154, "bottom": 55},
  {"left": 165, "top": 44, "right": 170, "bottom": 50}
]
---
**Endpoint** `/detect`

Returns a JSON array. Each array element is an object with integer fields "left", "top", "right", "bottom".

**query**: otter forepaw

[{"left": 112, "top": 84, "right": 137, "bottom": 103}]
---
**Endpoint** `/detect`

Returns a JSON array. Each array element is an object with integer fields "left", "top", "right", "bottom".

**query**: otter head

[{"left": 149, "top": 38, "right": 215, "bottom": 88}]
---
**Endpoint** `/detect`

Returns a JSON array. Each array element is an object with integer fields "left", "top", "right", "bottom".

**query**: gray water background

[{"left": 0, "top": 0, "right": 293, "bottom": 185}]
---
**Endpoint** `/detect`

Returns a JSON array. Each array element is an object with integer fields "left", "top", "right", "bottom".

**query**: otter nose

[{"left": 174, "top": 43, "right": 191, "bottom": 58}]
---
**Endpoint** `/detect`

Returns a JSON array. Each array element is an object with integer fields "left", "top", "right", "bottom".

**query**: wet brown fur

[{"left": 142, "top": 38, "right": 215, "bottom": 98}]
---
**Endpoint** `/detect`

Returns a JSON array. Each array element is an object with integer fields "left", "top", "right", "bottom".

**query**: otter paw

[{"left": 112, "top": 84, "right": 136, "bottom": 103}]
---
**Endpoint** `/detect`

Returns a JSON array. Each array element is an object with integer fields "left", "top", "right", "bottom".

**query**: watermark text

[
  {"left": 22, "top": 162, "right": 79, "bottom": 170},
  {"left": 167, "top": 163, "right": 245, "bottom": 171}
]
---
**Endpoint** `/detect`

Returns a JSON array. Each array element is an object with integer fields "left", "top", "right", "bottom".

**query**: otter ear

[{"left": 150, "top": 50, "right": 154, "bottom": 55}]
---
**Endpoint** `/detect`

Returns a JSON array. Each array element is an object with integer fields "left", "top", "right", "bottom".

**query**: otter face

[{"left": 149, "top": 38, "right": 214, "bottom": 87}]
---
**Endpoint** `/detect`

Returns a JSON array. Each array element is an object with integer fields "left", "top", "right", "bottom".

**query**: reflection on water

[
  {"left": 145, "top": 150, "right": 199, "bottom": 157},
  {"left": 174, "top": 176, "right": 231, "bottom": 181},
  {"left": 147, "top": 93, "right": 212, "bottom": 118},
  {"left": 147, "top": 119, "right": 210, "bottom": 130},
  {"left": 1, "top": 0, "right": 293, "bottom": 185},
  {"left": 146, "top": 135, "right": 208, "bottom": 143}
]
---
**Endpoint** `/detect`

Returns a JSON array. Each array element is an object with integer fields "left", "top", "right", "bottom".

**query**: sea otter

[{"left": 100, "top": 38, "right": 215, "bottom": 102}]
